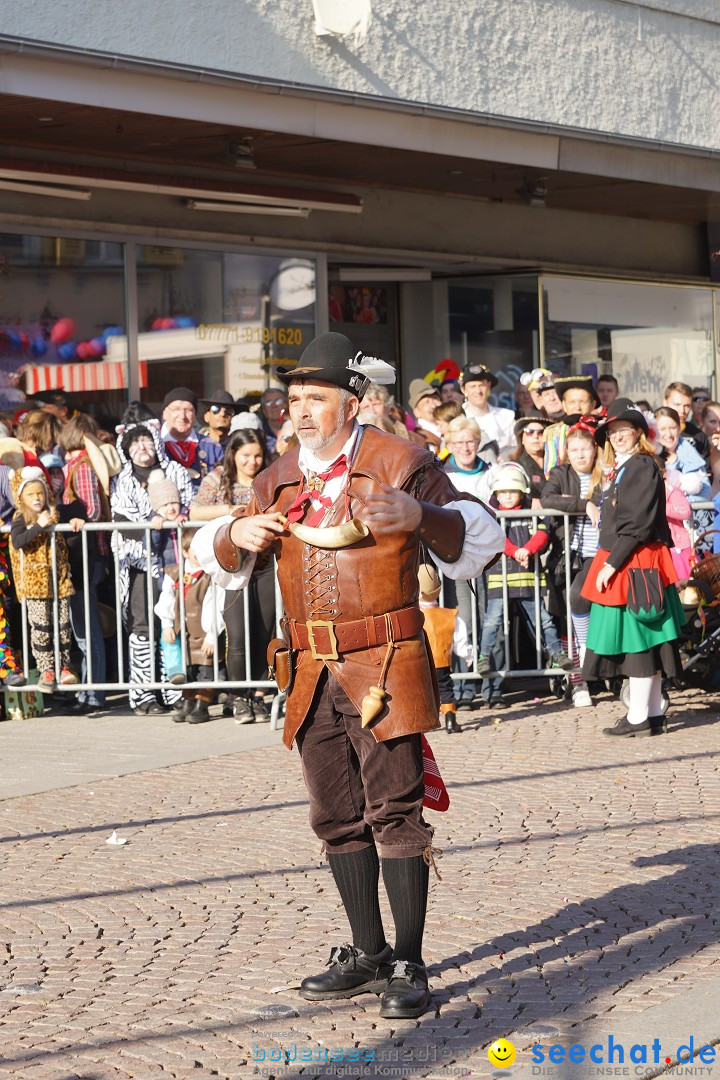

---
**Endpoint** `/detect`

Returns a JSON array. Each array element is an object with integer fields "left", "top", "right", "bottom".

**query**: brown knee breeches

[{"left": 295, "top": 670, "right": 433, "bottom": 858}]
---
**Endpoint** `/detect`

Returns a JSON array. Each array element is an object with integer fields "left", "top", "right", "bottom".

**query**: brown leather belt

[{"left": 289, "top": 606, "right": 425, "bottom": 661}]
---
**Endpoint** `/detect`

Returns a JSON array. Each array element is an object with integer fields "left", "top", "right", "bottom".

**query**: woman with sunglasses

[{"left": 510, "top": 417, "right": 552, "bottom": 502}]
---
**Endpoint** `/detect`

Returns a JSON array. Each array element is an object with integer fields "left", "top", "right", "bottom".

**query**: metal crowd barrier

[{"left": 1, "top": 501, "right": 715, "bottom": 707}]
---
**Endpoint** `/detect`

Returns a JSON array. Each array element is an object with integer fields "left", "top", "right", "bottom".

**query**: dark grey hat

[
  {"left": 276, "top": 333, "right": 369, "bottom": 398},
  {"left": 460, "top": 363, "right": 498, "bottom": 389},
  {"left": 163, "top": 387, "right": 198, "bottom": 410}
]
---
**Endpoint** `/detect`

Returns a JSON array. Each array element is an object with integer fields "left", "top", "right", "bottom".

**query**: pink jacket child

[{"left": 665, "top": 472, "right": 693, "bottom": 580}]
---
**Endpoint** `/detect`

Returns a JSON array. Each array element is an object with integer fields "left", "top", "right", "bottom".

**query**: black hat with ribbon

[
  {"left": 594, "top": 398, "right": 649, "bottom": 446},
  {"left": 198, "top": 389, "right": 239, "bottom": 412},
  {"left": 276, "top": 332, "right": 395, "bottom": 400},
  {"left": 460, "top": 363, "right": 498, "bottom": 388}
]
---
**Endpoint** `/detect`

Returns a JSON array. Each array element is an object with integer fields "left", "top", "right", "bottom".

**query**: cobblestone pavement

[{"left": 0, "top": 684, "right": 718, "bottom": 1079}]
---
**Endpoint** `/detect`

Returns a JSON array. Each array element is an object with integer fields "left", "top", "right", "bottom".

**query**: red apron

[{"left": 581, "top": 542, "right": 678, "bottom": 607}]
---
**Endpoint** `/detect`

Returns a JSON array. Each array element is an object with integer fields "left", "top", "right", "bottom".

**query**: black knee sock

[
  {"left": 327, "top": 847, "right": 387, "bottom": 955},
  {"left": 381, "top": 855, "right": 429, "bottom": 965}
]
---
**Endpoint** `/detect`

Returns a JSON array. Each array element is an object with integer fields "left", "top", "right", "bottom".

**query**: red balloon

[
  {"left": 160, "top": 317, "right": 175, "bottom": 330},
  {"left": 76, "top": 342, "right": 88, "bottom": 360},
  {"left": 151, "top": 318, "right": 164, "bottom": 331},
  {"left": 50, "top": 317, "right": 77, "bottom": 344}
]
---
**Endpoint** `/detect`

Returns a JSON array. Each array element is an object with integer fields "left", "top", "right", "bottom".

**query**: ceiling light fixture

[
  {"left": 185, "top": 198, "right": 310, "bottom": 217},
  {"left": 0, "top": 178, "right": 92, "bottom": 200},
  {"left": 225, "top": 139, "right": 256, "bottom": 170},
  {"left": 338, "top": 267, "right": 432, "bottom": 282}
]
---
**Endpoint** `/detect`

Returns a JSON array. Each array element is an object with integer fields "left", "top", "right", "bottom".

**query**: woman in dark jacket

[
  {"left": 511, "top": 417, "right": 552, "bottom": 502},
  {"left": 541, "top": 418, "right": 602, "bottom": 708},
  {"left": 579, "top": 399, "right": 684, "bottom": 737}
]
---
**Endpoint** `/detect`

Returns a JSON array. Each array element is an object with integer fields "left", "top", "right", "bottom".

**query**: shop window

[
  {"left": 446, "top": 275, "right": 540, "bottom": 412},
  {"left": 131, "top": 247, "right": 316, "bottom": 413},
  {"left": 0, "top": 232, "right": 126, "bottom": 424},
  {"left": 542, "top": 277, "right": 716, "bottom": 407}
]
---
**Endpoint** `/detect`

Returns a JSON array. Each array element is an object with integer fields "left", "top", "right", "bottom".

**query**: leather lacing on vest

[{"left": 303, "top": 544, "right": 339, "bottom": 620}]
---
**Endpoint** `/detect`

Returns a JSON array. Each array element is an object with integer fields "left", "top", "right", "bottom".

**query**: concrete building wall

[{"left": 1, "top": 0, "right": 719, "bottom": 153}]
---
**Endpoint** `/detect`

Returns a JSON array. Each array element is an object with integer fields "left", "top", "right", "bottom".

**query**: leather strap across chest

[{"left": 289, "top": 605, "right": 424, "bottom": 660}]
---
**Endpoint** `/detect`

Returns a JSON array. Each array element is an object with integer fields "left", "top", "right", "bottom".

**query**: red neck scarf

[
  {"left": 286, "top": 454, "right": 348, "bottom": 528},
  {"left": 165, "top": 440, "right": 197, "bottom": 467}
]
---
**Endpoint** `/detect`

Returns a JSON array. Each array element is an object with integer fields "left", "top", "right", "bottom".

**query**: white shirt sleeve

[
  {"left": 190, "top": 516, "right": 256, "bottom": 591},
  {"left": 452, "top": 614, "right": 474, "bottom": 663},
  {"left": 428, "top": 499, "right": 505, "bottom": 581},
  {"left": 201, "top": 577, "right": 226, "bottom": 636},
  {"left": 154, "top": 574, "right": 177, "bottom": 627}
]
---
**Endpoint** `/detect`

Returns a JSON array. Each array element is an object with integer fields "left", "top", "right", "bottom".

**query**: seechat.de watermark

[{"left": 531, "top": 1035, "right": 717, "bottom": 1074}]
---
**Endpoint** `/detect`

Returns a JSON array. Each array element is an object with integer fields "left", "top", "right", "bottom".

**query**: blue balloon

[
  {"left": 31, "top": 336, "right": 47, "bottom": 358},
  {"left": 58, "top": 341, "right": 77, "bottom": 361},
  {"left": 7, "top": 332, "right": 21, "bottom": 352},
  {"left": 175, "top": 316, "right": 196, "bottom": 329},
  {"left": 101, "top": 324, "right": 123, "bottom": 342}
]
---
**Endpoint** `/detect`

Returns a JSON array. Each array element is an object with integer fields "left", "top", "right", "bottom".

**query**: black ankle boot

[
  {"left": 299, "top": 944, "right": 393, "bottom": 1000},
  {"left": 444, "top": 711, "right": 461, "bottom": 734},
  {"left": 379, "top": 960, "right": 431, "bottom": 1018},
  {"left": 188, "top": 699, "right": 212, "bottom": 724}
]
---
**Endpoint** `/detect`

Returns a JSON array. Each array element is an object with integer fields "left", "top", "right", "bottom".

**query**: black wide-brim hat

[
  {"left": 276, "top": 333, "right": 367, "bottom": 397},
  {"left": 594, "top": 398, "right": 649, "bottom": 446},
  {"left": 554, "top": 376, "right": 600, "bottom": 408},
  {"left": 199, "top": 389, "right": 239, "bottom": 411},
  {"left": 460, "top": 363, "right": 498, "bottom": 389},
  {"left": 514, "top": 415, "right": 553, "bottom": 437}
]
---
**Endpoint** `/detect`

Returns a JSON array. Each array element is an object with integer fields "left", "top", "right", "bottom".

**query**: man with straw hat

[{"left": 194, "top": 332, "right": 504, "bottom": 1020}]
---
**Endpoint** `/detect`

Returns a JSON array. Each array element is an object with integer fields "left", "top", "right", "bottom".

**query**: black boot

[
  {"left": 444, "top": 710, "right": 461, "bottom": 734},
  {"left": 379, "top": 960, "right": 431, "bottom": 1019},
  {"left": 602, "top": 716, "right": 651, "bottom": 737},
  {"left": 171, "top": 699, "right": 193, "bottom": 723},
  {"left": 188, "top": 699, "right": 212, "bottom": 724},
  {"left": 299, "top": 944, "right": 393, "bottom": 1000}
]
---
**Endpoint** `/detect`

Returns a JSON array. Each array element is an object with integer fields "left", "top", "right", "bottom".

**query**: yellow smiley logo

[{"left": 488, "top": 1039, "right": 517, "bottom": 1068}]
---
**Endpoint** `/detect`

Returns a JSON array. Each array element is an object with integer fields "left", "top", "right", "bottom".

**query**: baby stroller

[{"left": 673, "top": 529, "right": 720, "bottom": 692}]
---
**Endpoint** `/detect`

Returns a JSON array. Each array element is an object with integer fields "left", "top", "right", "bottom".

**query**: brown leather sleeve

[{"left": 418, "top": 502, "right": 466, "bottom": 563}]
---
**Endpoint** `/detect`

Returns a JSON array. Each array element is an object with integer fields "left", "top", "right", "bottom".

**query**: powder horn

[{"left": 277, "top": 513, "right": 369, "bottom": 550}]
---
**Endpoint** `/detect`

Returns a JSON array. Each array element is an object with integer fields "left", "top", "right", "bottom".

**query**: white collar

[
  {"left": 160, "top": 422, "right": 198, "bottom": 444},
  {"left": 417, "top": 417, "right": 441, "bottom": 436},
  {"left": 298, "top": 421, "right": 360, "bottom": 479}
]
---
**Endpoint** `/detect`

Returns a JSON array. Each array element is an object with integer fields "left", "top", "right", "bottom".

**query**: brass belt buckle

[{"left": 306, "top": 619, "right": 339, "bottom": 661}]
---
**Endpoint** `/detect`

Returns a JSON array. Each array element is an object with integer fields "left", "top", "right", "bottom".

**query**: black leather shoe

[
  {"left": 171, "top": 699, "right": 192, "bottom": 723},
  {"left": 444, "top": 713, "right": 462, "bottom": 734},
  {"left": 299, "top": 944, "right": 393, "bottom": 1000},
  {"left": 602, "top": 716, "right": 651, "bottom": 737},
  {"left": 648, "top": 714, "right": 668, "bottom": 735},
  {"left": 379, "top": 960, "right": 431, "bottom": 1019}
]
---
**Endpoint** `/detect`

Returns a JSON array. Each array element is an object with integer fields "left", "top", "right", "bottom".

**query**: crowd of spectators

[{"left": 0, "top": 368, "right": 714, "bottom": 728}]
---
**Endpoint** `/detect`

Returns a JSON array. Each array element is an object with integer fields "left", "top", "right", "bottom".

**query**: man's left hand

[{"left": 363, "top": 483, "right": 422, "bottom": 534}]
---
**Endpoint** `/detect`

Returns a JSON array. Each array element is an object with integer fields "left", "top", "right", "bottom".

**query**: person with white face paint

[{"left": 578, "top": 399, "right": 684, "bottom": 737}]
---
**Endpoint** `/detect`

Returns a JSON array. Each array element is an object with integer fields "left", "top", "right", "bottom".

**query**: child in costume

[
  {"left": 155, "top": 530, "right": 226, "bottom": 724},
  {"left": 477, "top": 463, "right": 572, "bottom": 690},
  {"left": 418, "top": 563, "right": 472, "bottom": 734},
  {"left": 9, "top": 465, "right": 84, "bottom": 692}
]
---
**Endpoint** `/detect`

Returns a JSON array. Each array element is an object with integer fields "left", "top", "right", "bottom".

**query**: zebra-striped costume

[{"left": 110, "top": 421, "right": 194, "bottom": 709}]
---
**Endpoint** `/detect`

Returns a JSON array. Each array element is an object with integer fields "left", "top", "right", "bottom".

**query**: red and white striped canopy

[{"left": 24, "top": 361, "right": 148, "bottom": 394}]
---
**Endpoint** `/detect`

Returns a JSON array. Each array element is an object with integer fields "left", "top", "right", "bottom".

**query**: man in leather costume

[{"left": 195, "top": 332, "right": 504, "bottom": 1019}]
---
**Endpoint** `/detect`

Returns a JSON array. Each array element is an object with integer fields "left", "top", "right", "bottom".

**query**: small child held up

[
  {"left": 418, "top": 562, "right": 473, "bottom": 734},
  {"left": 155, "top": 530, "right": 225, "bottom": 724},
  {"left": 477, "top": 464, "right": 572, "bottom": 687},
  {"left": 9, "top": 466, "right": 85, "bottom": 692}
]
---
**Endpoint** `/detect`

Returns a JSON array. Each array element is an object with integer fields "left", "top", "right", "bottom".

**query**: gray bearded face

[{"left": 295, "top": 404, "right": 347, "bottom": 452}]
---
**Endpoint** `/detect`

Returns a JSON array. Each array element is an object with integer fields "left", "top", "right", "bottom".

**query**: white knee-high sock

[
  {"left": 648, "top": 671, "right": 664, "bottom": 716},
  {"left": 627, "top": 676, "right": 653, "bottom": 724}
]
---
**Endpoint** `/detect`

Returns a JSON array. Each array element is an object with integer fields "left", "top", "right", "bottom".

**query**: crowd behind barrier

[{"left": 0, "top": 503, "right": 713, "bottom": 711}]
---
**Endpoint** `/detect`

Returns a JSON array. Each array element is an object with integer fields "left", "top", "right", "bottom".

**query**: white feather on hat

[{"left": 347, "top": 351, "right": 396, "bottom": 386}]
